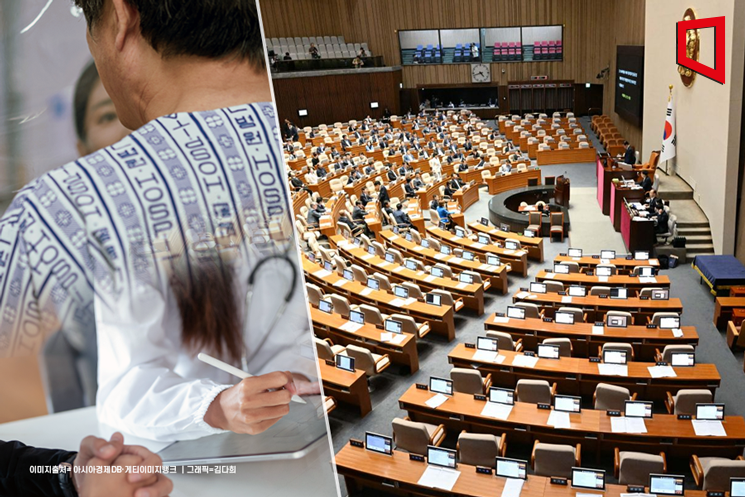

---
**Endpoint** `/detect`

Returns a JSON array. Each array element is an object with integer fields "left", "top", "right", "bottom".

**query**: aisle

[{"left": 566, "top": 187, "right": 626, "bottom": 253}]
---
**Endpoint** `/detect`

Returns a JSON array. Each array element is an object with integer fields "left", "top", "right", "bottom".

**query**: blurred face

[{"left": 77, "top": 78, "right": 130, "bottom": 156}]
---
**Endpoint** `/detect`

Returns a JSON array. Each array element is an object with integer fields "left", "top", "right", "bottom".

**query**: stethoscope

[{"left": 240, "top": 249, "right": 298, "bottom": 371}]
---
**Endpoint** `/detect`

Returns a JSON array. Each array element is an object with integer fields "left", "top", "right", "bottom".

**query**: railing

[{"left": 271, "top": 56, "right": 385, "bottom": 73}]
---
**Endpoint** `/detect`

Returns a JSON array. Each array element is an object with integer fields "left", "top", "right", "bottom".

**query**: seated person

[
  {"left": 412, "top": 173, "right": 425, "bottom": 190},
  {"left": 386, "top": 166, "right": 398, "bottom": 181},
  {"left": 316, "top": 163, "right": 328, "bottom": 178},
  {"left": 639, "top": 170, "right": 653, "bottom": 192},
  {"left": 430, "top": 194, "right": 440, "bottom": 211},
  {"left": 307, "top": 202, "right": 324, "bottom": 227},
  {"left": 653, "top": 205, "right": 670, "bottom": 234},
  {"left": 647, "top": 189, "right": 663, "bottom": 212},
  {"left": 436, "top": 202, "right": 456, "bottom": 230},
  {"left": 392, "top": 203, "right": 417, "bottom": 231},
  {"left": 359, "top": 188, "right": 373, "bottom": 207},
  {"left": 381, "top": 200, "right": 394, "bottom": 217},
  {"left": 450, "top": 174, "right": 465, "bottom": 190},
  {"left": 404, "top": 179, "right": 418, "bottom": 199},
  {"left": 500, "top": 161, "right": 512, "bottom": 174},
  {"left": 338, "top": 210, "right": 360, "bottom": 234},
  {"left": 458, "top": 161, "right": 469, "bottom": 172}
]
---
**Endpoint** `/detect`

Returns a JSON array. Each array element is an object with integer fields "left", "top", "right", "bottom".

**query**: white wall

[{"left": 643, "top": 0, "right": 745, "bottom": 254}]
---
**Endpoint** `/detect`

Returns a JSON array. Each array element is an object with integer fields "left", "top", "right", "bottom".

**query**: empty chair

[
  {"left": 600, "top": 342, "right": 635, "bottom": 361},
  {"left": 691, "top": 454, "right": 745, "bottom": 490},
  {"left": 665, "top": 389, "right": 713, "bottom": 415},
  {"left": 401, "top": 281, "right": 424, "bottom": 301},
  {"left": 550, "top": 212, "right": 564, "bottom": 241},
  {"left": 515, "top": 302, "right": 542, "bottom": 319},
  {"left": 544, "top": 281, "right": 564, "bottom": 293},
  {"left": 615, "top": 449, "right": 667, "bottom": 485},
  {"left": 458, "top": 431, "right": 506, "bottom": 467},
  {"left": 404, "top": 257, "right": 425, "bottom": 272},
  {"left": 329, "top": 294, "right": 352, "bottom": 318},
  {"left": 314, "top": 337, "right": 345, "bottom": 361},
  {"left": 350, "top": 264, "right": 367, "bottom": 284},
  {"left": 450, "top": 368, "right": 492, "bottom": 394},
  {"left": 409, "top": 229, "right": 423, "bottom": 244},
  {"left": 345, "top": 344, "right": 390, "bottom": 376},
  {"left": 433, "top": 263, "right": 453, "bottom": 278},
  {"left": 590, "top": 286, "right": 611, "bottom": 297},
  {"left": 639, "top": 287, "right": 664, "bottom": 298},
  {"left": 485, "top": 330, "right": 523, "bottom": 351},
  {"left": 431, "top": 289, "right": 464, "bottom": 312},
  {"left": 527, "top": 212, "right": 542, "bottom": 233},
  {"left": 561, "top": 261, "right": 580, "bottom": 273},
  {"left": 649, "top": 312, "right": 680, "bottom": 326},
  {"left": 358, "top": 304, "right": 387, "bottom": 326},
  {"left": 370, "top": 241, "right": 386, "bottom": 258},
  {"left": 594, "top": 383, "right": 634, "bottom": 411},
  {"left": 606, "top": 310, "right": 633, "bottom": 325},
  {"left": 656, "top": 344, "right": 694, "bottom": 363},
  {"left": 392, "top": 417, "right": 446, "bottom": 455},
  {"left": 306, "top": 283, "right": 324, "bottom": 307},
  {"left": 372, "top": 272, "right": 392, "bottom": 291},
  {"left": 557, "top": 307, "right": 585, "bottom": 323},
  {"left": 542, "top": 338, "right": 572, "bottom": 357},
  {"left": 532, "top": 441, "right": 580, "bottom": 478},
  {"left": 429, "top": 209, "right": 441, "bottom": 226},
  {"left": 505, "top": 238, "right": 521, "bottom": 249},
  {"left": 390, "top": 313, "right": 431, "bottom": 338},
  {"left": 596, "top": 264, "right": 617, "bottom": 275},
  {"left": 333, "top": 255, "right": 347, "bottom": 274},
  {"left": 515, "top": 379, "right": 555, "bottom": 404}
]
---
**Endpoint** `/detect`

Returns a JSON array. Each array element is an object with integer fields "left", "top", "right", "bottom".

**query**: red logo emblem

[{"left": 677, "top": 16, "right": 725, "bottom": 84}]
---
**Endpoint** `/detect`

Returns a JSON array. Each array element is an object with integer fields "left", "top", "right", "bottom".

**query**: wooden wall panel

[{"left": 271, "top": 70, "right": 402, "bottom": 127}]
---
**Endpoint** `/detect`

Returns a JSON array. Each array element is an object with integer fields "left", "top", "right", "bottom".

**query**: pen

[{"left": 198, "top": 352, "right": 306, "bottom": 404}]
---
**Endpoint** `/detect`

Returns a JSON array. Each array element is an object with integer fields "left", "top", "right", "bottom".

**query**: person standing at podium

[{"left": 622, "top": 141, "right": 636, "bottom": 164}]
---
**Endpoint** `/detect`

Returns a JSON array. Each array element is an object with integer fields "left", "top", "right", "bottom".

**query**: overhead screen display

[{"left": 614, "top": 45, "right": 644, "bottom": 127}]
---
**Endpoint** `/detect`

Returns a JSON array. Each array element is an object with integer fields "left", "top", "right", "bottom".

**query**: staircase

[
  {"left": 658, "top": 172, "right": 715, "bottom": 257},
  {"left": 676, "top": 216, "right": 715, "bottom": 256}
]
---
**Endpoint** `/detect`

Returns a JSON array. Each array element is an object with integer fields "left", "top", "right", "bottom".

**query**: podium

[{"left": 555, "top": 175, "right": 570, "bottom": 207}]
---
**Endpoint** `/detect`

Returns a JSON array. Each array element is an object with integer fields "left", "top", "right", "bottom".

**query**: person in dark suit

[
  {"left": 375, "top": 181, "right": 390, "bottom": 204},
  {"left": 307, "top": 202, "right": 324, "bottom": 227},
  {"left": 404, "top": 179, "right": 417, "bottom": 199},
  {"left": 623, "top": 141, "right": 636, "bottom": 164},
  {"left": 386, "top": 167, "right": 398, "bottom": 182},
  {"left": 653, "top": 205, "right": 669, "bottom": 234},
  {"left": 647, "top": 189, "right": 663, "bottom": 212},
  {"left": 392, "top": 203, "right": 415, "bottom": 229},
  {"left": 315, "top": 164, "right": 328, "bottom": 178},
  {"left": 412, "top": 173, "right": 425, "bottom": 189},
  {"left": 640, "top": 170, "right": 653, "bottom": 192},
  {"left": 458, "top": 161, "right": 469, "bottom": 172},
  {"left": 450, "top": 174, "right": 465, "bottom": 189},
  {"left": 340, "top": 135, "right": 353, "bottom": 150},
  {"left": 352, "top": 201, "right": 367, "bottom": 222},
  {"left": 360, "top": 188, "right": 373, "bottom": 207},
  {"left": 430, "top": 194, "right": 440, "bottom": 211}
]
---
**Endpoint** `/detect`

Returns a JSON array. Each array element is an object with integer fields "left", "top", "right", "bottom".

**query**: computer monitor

[
  {"left": 554, "top": 395, "right": 582, "bottom": 413},
  {"left": 429, "top": 376, "right": 453, "bottom": 395},
  {"left": 554, "top": 263, "right": 570, "bottom": 274},
  {"left": 478, "top": 234, "right": 491, "bottom": 245},
  {"left": 353, "top": 237, "right": 362, "bottom": 247},
  {"left": 385, "top": 252, "right": 395, "bottom": 264},
  {"left": 393, "top": 285, "right": 409, "bottom": 299},
  {"left": 365, "top": 432, "right": 392, "bottom": 455},
  {"left": 488, "top": 387, "right": 515, "bottom": 405},
  {"left": 425, "top": 293, "right": 442, "bottom": 306},
  {"left": 610, "top": 287, "right": 628, "bottom": 299},
  {"left": 506, "top": 306, "right": 526, "bottom": 319},
  {"left": 537, "top": 344, "right": 560, "bottom": 359},
  {"left": 367, "top": 277, "right": 380, "bottom": 291},
  {"left": 343, "top": 268, "right": 354, "bottom": 281},
  {"left": 308, "top": 252, "right": 316, "bottom": 263},
  {"left": 639, "top": 266, "right": 655, "bottom": 277},
  {"left": 649, "top": 474, "right": 685, "bottom": 496},
  {"left": 696, "top": 403, "right": 725, "bottom": 420},
  {"left": 596, "top": 266, "right": 612, "bottom": 277},
  {"left": 319, "top": 300, "right": 333, "bottom": 313},
  {"left": 607, "top": 314, "right": 628, "bottom": 328},
  {"left": 659, "top": 316, "right": 680, "bottom": 329},
  {"left": 670, "top": 352, "right": 695, "bottom": 367},
  {"left": 459, "top": 272, "right": 474, "bottom": 284},
  {"left": 350, "top": 310, "right": 365, "bottom": 325},
  {"left": 569, "top": 285, "right": 587, "bottom": 297},
  {"left": 454, "top": 226, "right": 466, "bottom": 238},
  {"left": 651, "top": 289, "right": 670, "bottom": 300},
  {"left": 524, "top": 229, "right": 535, "bottom": 238},
  {"left": 530, "top": 282, "right": 547, "bottom": 294},
  {"left": 555, "top": 312, "right": 575, "bottom": 325},
  {"left": 568, "top": 248, "right": 583, "bottom": 258},
  {"left": 624, "top": 400, "right": 653, "bottom": 418},
  {"left": 487, "top": 254, "right": 501, "bottom": 266},
  {"left": 480, "top": 217, "right": 489, "bottom": 226},
  {"left": 335, "top": 354, "right": 355, "bottom": 372},
  {"left": 462, "top": 250, "right": 475, "bottom": 261},
  {"left": 571, "top": 467, "right": 606, "bottom": 490},
  {"left": 440, "top": 245, "right": 451, "bottom": 255},
  {"left": 427, "top": 446, "right": 456, "bottom": 469},
  {"left": 731, "top": 477, "right": 745, "bottom": 497},
  {"left": 505, "top": 240, "right": 519, "bottom": 250},
  {"left": 405, "top": 232, "right": 413, "bottom": 242},
  {"left": 477, "top": 336, "right": 499, "bottom": 351},
  {"left": 603, "top": 349, "right": 628, "bottom": 365},
  {"left": 635, "top": 251, "right": 650, "bottom": 260},
  {"left": 495, "top": 457, "right": 528, "bottom": 480},
  {"left": 367, "top": 245, "right": 376, "bottom": 255},
  {"left": 421, "top": 239, "right": 430, "bottom": 249},
  {"left": 600, "top": 250, "right": 616, "bottom": 260},
  {"left": 405, "top": 259, "right": 418, "bottom": 271},
  {"left": 324, "top": 261, "right": 333, "bottom": 272},
  {"left": 384, "top": 319, "right": 403, "bottom": 334},
  {"left": 431, "top": 266, "right": 444, "bottom": 278}
]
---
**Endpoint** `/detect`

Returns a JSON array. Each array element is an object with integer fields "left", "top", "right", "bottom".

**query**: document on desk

[
  {"left": 456, "top": 282, "right": 469, "bottom": 289},
  {"left": 561, "top": 296, "right": 573, "bottom": 303},
  {"left": 671, "top": 328, "right": 684, "bottom": 338},
  {"left": 598, "top": 276, "right": 609, "bottom": 283},
  {"left": 386, "top": 333, "right": 407, "bottom": 345},
  {"left": 611, "top": 417, "right": 647, "bottom": 433},
  {"left": 417, "top": 465, "right": 461, "bottom": 491},
  {"left": 424, "top": 275, "right": 437, "bottom": 282},
  {"left": 481, "top": 402, "right": 513, "bottom": 420},
  {"left": 378, "top": 261, "right": 391, "bottom": 268},
  {"left": 501, "top": 477, "right": 525, "bottom": 497},
  {"left": 592, "top": 325, "right": 605, "bottom": 335},
  {"left": 512, "top": 354, "right": 539, "bottom": 368},
  {"left": 333, "top": 279, "right": 348, "bottom": 287},
  {"left": 543, "top": 272, "right": 555, "bottom": 279},
  {"left": 647, "top": 365, "right": 676, "bottom": 378},
  {"left": 572, "top": 257, "right": 582, "bottom": 261},
  {"left": 472, "top": 242, "right": 485, "bottom": 249},
  {"left": 434, "top": 253, "right": 447, "bottom": 260},
  {"left": 515, "top": 291, "right": 529, "bottom": 299},
  {"left": 692, "top": 420, "right": 727, "bottom": 437},
  {"left": 478, "top": 263, "right": 493, "bottom": 271},
  {"left": 393, "top": 266, "right": 406, "bottom": 273},
  {"left": 639, "top": 276, "right": 657, "bottom": 284},
  {"left": 472, "top": 350, "right": 504, "bottom": 363},
  {"left": 404, "top": 297, "right": 417, "bottom": 306},
  {"left": 361, "top": 253, "right": 374, "bottom": 260},
  {"left": 313, "top": 269, "right": 332, "bottom": 278},
  {"left": 493, "top": 316, "right": 510, "bottom": 324},
  {"left": 451, "top": 257, "right": 464, "bottom": 264},
  {"left": 425, "top": 393, "right": 450, "bottom": 409},
  {"left": 360, "top": 287, "right": 373, "bottom": 296},
  {"left": 389, "top": 298, "right": 407, "bottom": 307},
  {"left": 504, "top": 249, "right": 516, "bottom": 255},
  {"left": 340, "top": 321, "right": 363, "bottom": 333},
  {"left": 598, "top": 364, "right": 628, "bottom": 376},
  {"left": 547, "top": 410, "right": 571, "bottom": 429},
  {"left": 413, "top": 245, "right": 425, "bottom": 251}
]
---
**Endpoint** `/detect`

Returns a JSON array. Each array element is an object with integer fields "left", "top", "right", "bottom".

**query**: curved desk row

[
  {"left": 535, "top": 270, "right": 671, "bottom": 291},
  {"left": 488, "top": 186, "right": 570, "bottom": 236},
  {"left": 468, "top": 222, "right": 544, "bottom": 262}
]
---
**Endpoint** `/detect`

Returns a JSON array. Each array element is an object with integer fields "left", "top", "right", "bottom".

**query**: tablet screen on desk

[
  {"left": 440, "top": 245, "right": 451, "bottom": 255},
  {"left": 489, "top": 387, "right": 515, "bottom": 405},
  {"left": 554, "top": 395, "right": 582, "bottom": 413},
  {"left": 651, "top": 289, "right": 669, "bottom": 300},
  {"left": 431, "top": 267, "right": 444, "bottom": 278},
  {"left": 439, "top": 219, "right": 448, "bottom": 230},
  {"left": 555, "top": 312, "right": 575, "bottom": 325},
  {"left": 421, "top": 239, "right": 430, "bottom": 249},
  {"left": 343, "top": 269, "right": 354, "bottom": 281},
  {"left": 462, "top": 250, "right": 475, "bottom": 261},
  {"left": 324, "top": 261, "right": 334, "bottom": 272},
  {"left": 569, "top": 285, "right": 586, "bottom": 297},
  {"left": 506, "top": 306, "right": 525, "bottom": 319},
  {"left": 696, "top": 403, "right": 725, "bottom": 420},
  {"left": 731, "top": 478, "right": 745, "bottom": 497},
  {"left": 496, "top": 457, "right": 528, "bottom": 479},
  {"left": 426, "top": 293, "right": 442, "bottom": 306},
  {"left": 610, "top": 287, "right": 627, "bottom": 299},
  {"left": 505, "top": 240, "right": 519, "bottom": 250},
  {"left": 670, "top": 352, "right": 695, "bottom": 367},
  {"left": 365, "top": 432, "right": 393, "bottom": 455},
  {"left": 336, "top": 354, "right": 355, "bottom": 372},
  {"left": 553, "top": 263, "right": 570, "bottom": 274},
  {"left": 524, "top": 229, "right": 535, "bottom": 238},
  {"left": 367, "top": 278, "right": 380, "bottom": 291},
  {"left": 600, "top": 250, "right": 616, "bottom": 260},
  {"left": 487, "top": 255, "right": 501, "bottom": 266},
  {"left": 477, "top": 337, "right": 499, "bottom": 351},
  {"left": 568, "top": 248, "right": 583, "bottom": 258},
  {"left": 639, "top": 266, "right": 655, "bottom": 277},
  {"left": 537, "top": 344, "right": 560, "bottom": 359},
  {"left": 405, "top": 260, "right": 418, "bottom": 271},
  {"left": 571, "top": 467, "right": 606, "bottom": 490},
  {"left": 659, "top": 316, "right": 680, "bottom": 329},
  {"left": 649, "top": 474, "right": 684, "bottom": 495},
  {"left": 624, "top": 401, "right": 653, "bottom": 418},
  {"left": 429, "top": 377, "right": 453, "bottom": 395},
  {"left": 385, "top": 253, "right": 395, "bottom": 263},
  {"left": 530, "top": 282, "right": 547, "bottom": 294},
  {"left": 607, "top": 315, "right": 628, "bottom": 328},
  {"left": 596, "top": 266, "right": 612, "bottom": 277},
  {"left": 603, "top": 350, "right": 628, "bottom": 365},
  {"left": 454, "top": 227, "right": 466, "bottom": 238},
  {"left": 459, "top": 272, "right": 474, "bottom": 284},
  {"left": 367, "top": 245, "right": 376, "bottom": 255},
  {"left": 319, "top": 300, "right": 333, "bottom": 314},
  {"left": 384, "top": 319, "right": 403, "bottom": 334},
  {"left": 393, "top": 285, "right": 409, "bottom": 299},
  {"left": 427, "top": 446, "right": 456, "bottom": 469},
  {"left": 350, "top": 310, "right": 365, "bottom": 325},
  {"left": 481, "top": 217, "right": 489, "bottom": 226},
  {"left": 635, "top": 251, "right": 650, "bottom": 260},
  {"left": 405, "top": 232, "right": 413, "bottom": 242},
  {"left": 478, "top": 234, "right": 492, "bottom": 245},
  {"left": 308, "top": 252, "right": 316, "bottom": 263}
]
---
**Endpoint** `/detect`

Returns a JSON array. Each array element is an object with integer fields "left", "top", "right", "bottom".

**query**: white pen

[{"left": 198, "top": 352, "right": 306, "bottom": 404}]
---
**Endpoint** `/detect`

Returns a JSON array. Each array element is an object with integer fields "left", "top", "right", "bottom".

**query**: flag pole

[{"left": 664, "top": 84, "right": 673, "bottom": 174}]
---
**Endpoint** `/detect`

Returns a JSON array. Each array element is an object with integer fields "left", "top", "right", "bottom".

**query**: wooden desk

[
  {"left": 336, "top": 444, "right": 713, "bottom": 497},
  {"left": 535, "top": 270, "right": 670, "bottom": 291},
  {"left": 448, "top": 343, "right": 720, "bottom": 400},
  {"left": 536, "top": 147, "right": 596, "bottom": 165},
  {"left": 511, "top": 290, "right": 683, "bottom": 323},
  {"left": 453, "top": 185, "right": 480, "bottom": 212},
  {"left": 621, "top": 202, "right": 656, "bottom": 253},
  {"left": 318, "top": 360, "right": 372, "bottom": 417},
  {"left": 399, "top": 384, "right": 745, "bottom": 459},
  {"left": 379, "top": 231, "right": 509, "bottom": 295},
  {"left": 714, "top": 297, "right": 745, "bottom": 329},
  {"left": 329, "top": 235, "right": 485, "bottom": 315},
  {"left": 469, "top": 222, "right": 544, "bottom": 262},
  {"left": 554, "top": 255, "right": 659, "bottom": 272},
  {"left": 303, "top": 257, "right": 456, "bottom": 341},
  {"left": 427, "top": 226, "right": 529, "bottom": 277},
  {"left": 484, "top": 314, "right": 698, "bottom": 360},
  {"left": 610, "top": 184, "right": 645, "bottom": 232},
  {"left": 596, "top": 159, "right": 638, "bottom": 216},
  {"left": 311, "top": 307, "right": 419, "bottom": 373},
  {"left": 486, "top": 168, "right": 541, "bottom": 195}
]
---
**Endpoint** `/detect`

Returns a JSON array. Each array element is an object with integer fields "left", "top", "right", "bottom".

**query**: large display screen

[{"left": 615, "top": 45, "right": 644, "bottom": 127}]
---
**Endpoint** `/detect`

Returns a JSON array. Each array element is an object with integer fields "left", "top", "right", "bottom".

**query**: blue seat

[
  {"left": 456, "top": 43, "right": 462, "bottom": 50},
  {"left": 427, "top": 44, "right": 433, "bottom": 50},
  {"left": 417, "top": 44, "right": 423, "bottom": 51}
]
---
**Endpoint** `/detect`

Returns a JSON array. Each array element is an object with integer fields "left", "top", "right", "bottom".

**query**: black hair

[
  {"left": 73, "top": 0, "right": 265, "bottom": 66},
  {"left": 73, "top": 60, "right": 100, "bottom": 142},
  {"left": 396, "top": 203, "right": 402, "bottom": 210}
]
